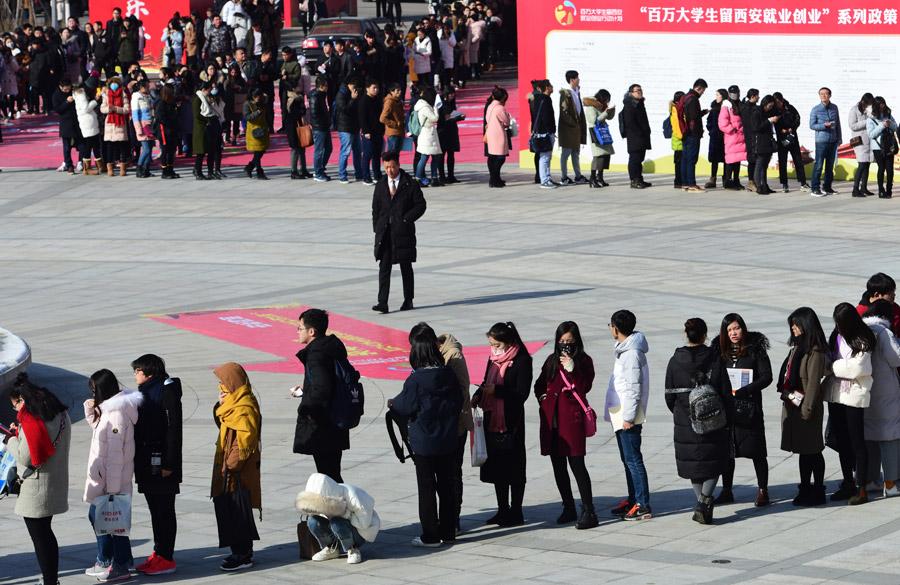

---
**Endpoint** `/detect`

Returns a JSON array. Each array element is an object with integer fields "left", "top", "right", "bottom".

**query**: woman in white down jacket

[
  {"left": 74, "top": 85, "right": 102, "bottom": 176},
  {"left": 413, "top": 86, "right": 441, "bottom": 186},
  {"left": 295, "top": 473, "right": 380, "bottom": 565},
  {"left": 825, "top": 303, "right": 875, "bottom": 505},
  {"left": 83, "top": 369, "right": 143, "bottom": 581}
]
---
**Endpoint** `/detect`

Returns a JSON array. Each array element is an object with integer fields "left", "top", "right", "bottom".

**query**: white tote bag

[
  {"left": 93, "top": 493, "right": 132, "bottom": 537},
  {"left": 470, "top": 407, "right": 488, "bottom": 467}
]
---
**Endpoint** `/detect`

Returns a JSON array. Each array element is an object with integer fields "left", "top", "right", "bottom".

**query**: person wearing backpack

[
  {"left": 678, "top": 78, "right": 708, "bottom": 192},
  {"left": 621, "top": 83, "right": 652, "bottom": 189},
  {"left": 583, "top": 89, "right": 614, "bottom": 188},
  {"left": 664, "top": 318, "right": 731, "bottom": 525},
  {"left": 534, "top": 321, "right": 597, "bottom": 530},
  {"left": 867, "top": 96, "right": 897, "bottom": 198},
  {"left": 667, "top": 91, "right": 685, "bottom": 189},
  {"left": 293, "top": 308, "right": 351, "bottom": 483}
]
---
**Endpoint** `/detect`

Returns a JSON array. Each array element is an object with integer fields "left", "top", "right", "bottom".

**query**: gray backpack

[{"left": 688, "top": 384, "right": 727, "bottom": 435}]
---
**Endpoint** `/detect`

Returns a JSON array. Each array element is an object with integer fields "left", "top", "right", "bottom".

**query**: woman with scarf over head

[
  {"left": 6, "top": 373, "right": 71, "bottom": 585},
  {"left": 472, "top": 322, "right": 532, "bottom": 527},
  {"left": 211, "top": 362, "right": 262, "bottom": 572}
]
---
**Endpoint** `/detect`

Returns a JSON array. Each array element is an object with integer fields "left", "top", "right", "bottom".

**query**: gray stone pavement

[{"left": 2, "top": 164, "right": 900, "bottom": 585}]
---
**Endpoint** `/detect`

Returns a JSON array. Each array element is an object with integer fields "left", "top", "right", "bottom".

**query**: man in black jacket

[
  {"left": 773, "top": 92, "right": 809, "bottom": 192},
  {"left": 622, "top": 83, "right": 652, "bottom": 189},
  {"left": 372, "top": 152, "right": 427, "bottom": 313},
  {"left": 132, "top": 354, "right": 183, "bottom": 576},
  {"left": 679, "top": 78, "right": 707, "bottom": 192},
  {"left": 358, "top": 79, "right": 384, "bottom": 185},
  {"left": 293, "top": 308, "right": 350, "bottom": 482},
  {"left": 310, "top": 75, "right": 333, "bottom": 181},
  {"left": 334, "top": 80, "right": 362, "bottom": 183},
  {"left": 52, "top": 77, "right": 80, "bottom": 173}
]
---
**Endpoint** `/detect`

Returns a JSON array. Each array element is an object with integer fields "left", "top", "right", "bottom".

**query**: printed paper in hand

[{"left": 727, "top": 368, "right": 754, "bottom": 394}]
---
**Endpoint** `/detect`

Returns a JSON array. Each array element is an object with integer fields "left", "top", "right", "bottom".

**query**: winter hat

[{"left": 727, "top": 85, "right": 740, "bottom": 101}]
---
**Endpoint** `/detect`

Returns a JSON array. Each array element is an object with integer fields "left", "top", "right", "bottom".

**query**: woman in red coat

[{"left": 534, "top": 321, "right": 597, "bottom": 529}]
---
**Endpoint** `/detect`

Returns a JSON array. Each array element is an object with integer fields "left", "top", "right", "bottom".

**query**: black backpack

[
  {"left": 688, "top": 385, "right": 727, "bottom": 435},
  {"left": 329, "top": 358, "right": 365, "bottom": 431},
  {"left": 618, "top": 110, "right": 627, "bottom": 138},
  {"left": 385, "top": 410, "right": 413, "bottom": 463}
]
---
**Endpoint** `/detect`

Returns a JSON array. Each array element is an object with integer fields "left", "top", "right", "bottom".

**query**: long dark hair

[
  {"left": 858, "top": 92, "right": 875, "bottom": 114},
  {"left": 89, "top": 369, "right": 122, "bottom": 421},
  {"left": 719, "top": 313, "right": 750, "bottom": 359},
  {"left": 486, "top": 321, "right": 527, "bottom": 354},
  {"left": 829, "top": 302, "right": 876, "bottom": 356},
  {"left": 787, "top": 307, "right": 828, "bottom": 353},
  {"left": 10, "top": 373, "right": 68, "bottom": 421},
  {"left": 409, "top": 329, "right": 445, "bottom": 370},
  {"left": 542, "top": 321, "right": 586, "bottom": 380}
]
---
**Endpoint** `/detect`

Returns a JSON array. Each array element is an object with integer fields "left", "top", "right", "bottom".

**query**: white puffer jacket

[
  {"left": 825, "top": 342, "right": 873, "bottom": 408},
  {"left": 295, "top": 473, "right": 380, "bottom": 543},
  {"left": 83, "top": 389, "right": 143, "bottom": 502},
  {"left": 414, "top": 99, "right": 441, "bottom": 156},
  {"left": 74, "top": 88, "right": 100, "bottom": 138}
]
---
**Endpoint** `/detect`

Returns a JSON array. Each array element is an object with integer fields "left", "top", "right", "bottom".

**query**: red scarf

[
  {"left": 106, "top": 88, "right": 126, "bottom": 127},
  {"left": 481, "top": 345, "right": 519, "bottom": 433},
  {"left": 16, "top": 409, "right": 55, "bottom": 467}
]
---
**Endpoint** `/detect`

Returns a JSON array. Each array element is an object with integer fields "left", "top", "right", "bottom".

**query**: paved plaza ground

[{"left": 2, "top": 165, "right": 900, "bottom": 585}]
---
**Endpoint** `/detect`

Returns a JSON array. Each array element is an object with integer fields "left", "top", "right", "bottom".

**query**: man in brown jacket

[
  {"left": 380, "top": 82, "right": 405, "bottom": 154},
  {"left": 183, "top": 16, "right": 198, "bottom": 69},
  {"left": 558, "top": 69, "right": 588, "bottom": 185}
]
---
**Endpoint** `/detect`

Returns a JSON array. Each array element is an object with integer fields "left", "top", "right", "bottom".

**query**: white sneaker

[
  {"left": 57, "top": 162, "right": 67, "bottom": 172},
  {"left": 411, "top": 537, "right": 442, "bottom": 548},
  {"left": 347, "top": 547, "right": 362, "bottom": 564},
  {"left": 885, "top": 484, "right": 900, "bottom": 498},
  {"left": 85, "top": 562, "right": 110, "bottom": 577},
  {"left": 312, "top": 543, "right": 341, "bottom": 562}
]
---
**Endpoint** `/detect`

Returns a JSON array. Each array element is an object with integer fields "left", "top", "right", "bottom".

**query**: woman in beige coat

[
  {"left": 583, "top": 89, "right": 615, "bottom": 188},
  {"left": 6, "top": 373, "right": 71, "bottom": 585},
  {"left": 100, "top": 77, "right": 131, "bottom": 176}
]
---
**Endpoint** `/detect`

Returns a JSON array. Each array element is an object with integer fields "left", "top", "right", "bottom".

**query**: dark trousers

[
  {"left": 361, "top": 134, "right": 384, "bottom": 181},
  {"left": 831, "top": 402, "right": 869, "bottom": 487},
  {"left": 628, "top": 149, "right": 645, "bottom": 181},
  {"left": 681, "top": 134, "right": 700, "bottom": 186},
  {"left": 551, "top": 454, "right": 593, "bottom": 508},
  {"left": 875, "top": 149, "right": 894, "bottom": 193},
  {"left": 206, "top": 118, "right": 223, "bottom": 173},
  {"left": 79, "top": 135, "right": 103, "bottom": 161},
  {"left": 313, "top": 450, "right": 343, "bottom": 483},
  {"left": 721, "top": 456, "right": 769, "bottom": 490},
  {"left": 377, "top": 233, "right": 414, "bottom": 305},
  {"left": 247, "top": 150, "right": 265, "bottom": 172},
  {"left": 799, "top": 453, "right": 826, "bottom": 487},
  {"left": 214, "top": 498, "right": 255, "bottom": 557},
  {"left": 160, "top": 140, "right": 177, "bottom": 167},
  {"left": 144, "top": 492, "right": 177, "bottom": 561},
  {"left": 754, "top": 153, "right": 772, "bottom": 191},
  {"left": 777, "top": 139, "right": 807, "bottom": 185},
  {"left": 61, "top": 137, "right": 78, "bottom": 169},
  {"left": 747, "top": 148, "right": 757, "bottom": 183},
  {"left": 24, "top": 516, "right": 58, "bottom": 584},
  {"left": 724, "top": 162, "right": 741, "bottom": 187},
  {"left": 487, "top": 154, "right": 506, "bottom": 184},
  {"left": 673, "top": 149, "right": 683, "bottom": 185},
  {"left": 453, "top": 433, "right": 466, "bottom": 527},
  {"left": 413, "top": 452, "right": 456, "bottom": 543}
]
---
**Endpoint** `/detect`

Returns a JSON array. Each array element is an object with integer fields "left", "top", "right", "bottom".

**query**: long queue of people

[
  {"left": 4, "top": 275, "right": 900, "bottom": 583},
  {"left": 527, "top": 73, "right": 899, "bottom": 198}
]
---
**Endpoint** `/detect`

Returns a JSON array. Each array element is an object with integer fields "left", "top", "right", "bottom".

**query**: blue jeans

[
  {"left": 137, "top": 140, "right": 153, "bottom": 168},
  {"left": 338, "top": 131, "right": 362, "bottom": 180},
  {"left": 88, "top": 503, "right": 133, "bottom": 570},
  {"left": 415, "top": 153, "right": 438, "bottom": 181},
  {"left": 616, "top": 425, "right": 650, "bottom": 508},
  {"left": 313, "top": 129, "right": 333, "bottom": 177},
  {"left": 361, "top": 134, "right": 384, "bottom": 181},
  {"left": 681, "top": 134, "right": 700, "bottom": 186},
  {"left": 386, "top": 135, "right": 404, "bottom": 155},
  {"left": 811, "top": 141, "right": 837, "bottom": 190},
  {"left": 307, "top": 516, "right": 363, "bottom": 552},
  {"left": 539, "top": 136, "right": 555, "bottom": 184}
]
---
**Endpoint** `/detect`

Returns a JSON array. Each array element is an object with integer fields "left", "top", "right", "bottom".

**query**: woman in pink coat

[
  {"left": 83, "top": 369, "right": 142, "bottom": 581},
  {"left": 483, "top": 86, "right": 511, "bottom": 188},
  {"left": 718, "top": 85, "right": 748, "bottom": 190}
]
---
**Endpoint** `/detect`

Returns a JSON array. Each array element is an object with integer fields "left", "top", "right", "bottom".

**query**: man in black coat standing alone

[
  {"left": 372, "top": 151, "right": 427, "bottom": 314},
  {"left": 621, "top": 83, "right": 652, "bottom": 189}
]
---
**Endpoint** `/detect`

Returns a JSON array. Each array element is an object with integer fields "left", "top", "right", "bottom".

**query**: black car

[{"left": 300, "top": 18, "right": 384, "bottom": 72}]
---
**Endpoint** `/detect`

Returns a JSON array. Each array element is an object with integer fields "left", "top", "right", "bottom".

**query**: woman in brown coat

[
  {"left": 211, "top": 362, "right": 262, "bottom": 572},
  {"left": 778, "top": 307, "right": 830, "bottom": 507}
]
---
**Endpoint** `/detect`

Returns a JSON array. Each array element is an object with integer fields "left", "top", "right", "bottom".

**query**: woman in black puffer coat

[
  {"left": 665, "top": 318, "right": 732, "bottom": 524},
  {"left": 711, "top": 313, "right": 773, "bottom": 507}
]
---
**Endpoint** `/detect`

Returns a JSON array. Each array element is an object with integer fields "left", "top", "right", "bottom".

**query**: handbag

[
  {"left": 849, "top": 135, "right": 863, "bottom": 148},
  {"left": 213, "top": 471, "right": 259, "bottom": 549},
  {"left": 470, "top": 407, "right": 487, "bottom": 467},
  {"left": 92, "top": 493, "right": 132, "bottom": 536},
  {"left": 591, "top": 118, "right": 613, "bottom": 146},
  {"left": 297, "top": 520, "right": 319, "bottom": 559},
  {"left": 296, "top": 123, "right": 313, "bottom": 148},
  {"left": 251, "top": 127, "right": 266, "bottom": 140},
  {"left": 560, "top": 370, "right": 597, "bottom": 437}
]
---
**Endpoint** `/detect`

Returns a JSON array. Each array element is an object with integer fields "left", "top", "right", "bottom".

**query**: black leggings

[
  {"left": 24, "top": 516, "right": 58, "bottom": 584},
  {"left": 145, "top": 493, "right": 177, "bottom": 561},
  {"left": 875, "top": 150, "right": 895, "bottom": 192},
  {"left": 247, "top": 151, "right": 265, "bottom": 172},
  {"left": 551, "top": 454, "right": 593, "bottom": 508},
  {"left": 487, "top": 154, "right": 506, "bottom": 184},
  {"left": 830, "top": 402, "right": 868, "bottom": 487},
  {"left": 724, "top": 162, "right": 741, "bottom": 186},
  {"left": 106, "top": 140, "right": 128, "bottom": 163},
  {"left": 494, "top": 481, "right": 525, "bottom": 516},
  {"left": 721, "top": 456, "right": 769, "bottom": 490},
  {"left": 799, "top": 453, "right": 825, "bottom": 487}
]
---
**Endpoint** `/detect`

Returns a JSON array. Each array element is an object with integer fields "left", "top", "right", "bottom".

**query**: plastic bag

[
  {"left": 93, "top": 493, "right": 132, "bottom": 536},
  {"left": 470, "top": 407, "right": 487, "bottom": 467},
  {"left": 0, "top": 446, "right": 17, "bottom": 496}
]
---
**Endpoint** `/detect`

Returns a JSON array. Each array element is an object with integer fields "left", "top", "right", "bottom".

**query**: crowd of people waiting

[
  {"left": 0, "top": 1, "right": 511, "bottom": 183},
  {"left": 5, "top": 273, "right": 900, "bottom": 583}
]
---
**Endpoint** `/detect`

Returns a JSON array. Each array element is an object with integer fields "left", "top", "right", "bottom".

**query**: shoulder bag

[
  {"left": 529, "top": 99, "right": 552, "bottom": 153},
  {"left": 560, "top": 370, "right": 597, "bottom": 437}
]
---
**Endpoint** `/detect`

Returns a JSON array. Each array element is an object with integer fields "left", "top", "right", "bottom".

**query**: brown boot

[
  {"left": 82, "top": 159, "right": 98, "bottom": 175},
  {"left": 754, "top": 488, "right": 770, "bottom": 507},
  {"left": 118, "top": 162, "right": 127, "bottom": 177},
  {"left": 849, "top": 487, "right": 868, "bottom": 506},
  {"left": 106, "top": 163, "right": 115, "bottom": 177}
]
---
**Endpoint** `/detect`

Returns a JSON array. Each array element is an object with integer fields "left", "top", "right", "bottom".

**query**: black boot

[
  {"left": 244, "top": 163, "right": 254, "bottom": 178},
  {"left": 194, "top": 158, "right": 207, "bottom": 180},
  {"left": 831, "top": 479, "right": 856, "bottom": 501},
  {"left": 792, "top": 484, "right": 811, "bottom": 506},
  {"left": 714, "top": 489, "right": 734, "bottom": 505},
  {"left": 556, "top": 502, "right": 577, "bottom": 524},
  {"left": 807, "top": 484, "right": 826, "bottom": 506},
  {"left": 589, "top": 170, "right": 598, "bottom": 188},
  {"left": 257, "top": 167, "right": 269, "bottom": 180},
  {"left": 598, "top": 171, "right": 609, "bottom": 187},
  {"left": 575, "top": 504, "right": 598, "bottom": 530}
]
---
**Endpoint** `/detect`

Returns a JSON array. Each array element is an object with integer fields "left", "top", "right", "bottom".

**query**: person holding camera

[
  {"left": 750, "top": 95, "right": 778, "bottom": 195},
  {"left": 6, "top": 373, "right": 71, "bottom": 585},
  {"left": 773, "top": 92, "right": 808, "bottom": 193},
  {"left": 534, "top": 321, "right": 597, "bottom": 529}
]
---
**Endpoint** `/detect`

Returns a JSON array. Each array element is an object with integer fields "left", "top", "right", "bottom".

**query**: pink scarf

[{"left": 481, "top": 345, "right": 519, "bottom": 432}]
